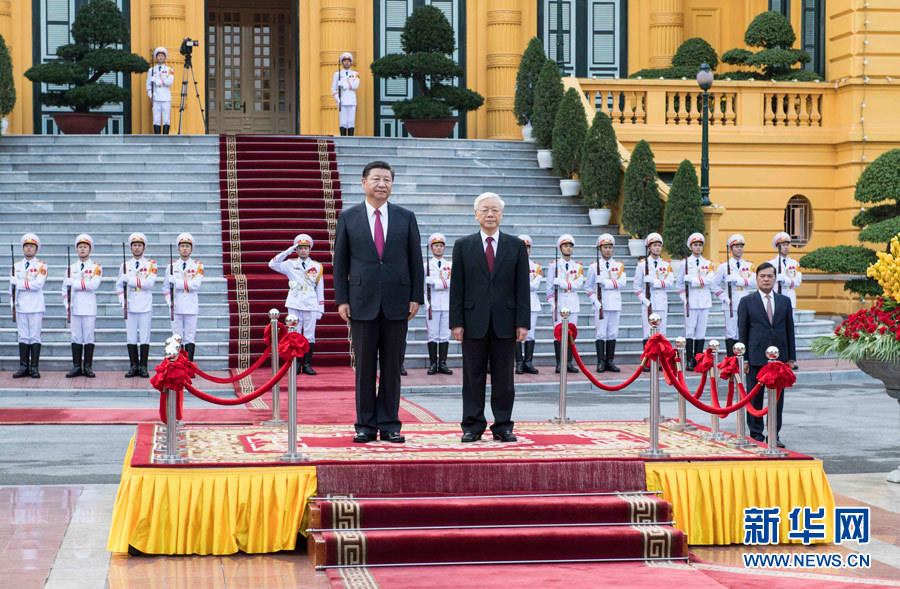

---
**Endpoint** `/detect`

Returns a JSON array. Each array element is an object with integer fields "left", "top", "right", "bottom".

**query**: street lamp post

[{"left": 697, "top": 63, "right": 714, "bottom": 206}]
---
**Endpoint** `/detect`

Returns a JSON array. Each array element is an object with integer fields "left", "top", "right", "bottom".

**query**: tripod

[{"left": 177, "top": 51, "right": 208, "bottom": 135}]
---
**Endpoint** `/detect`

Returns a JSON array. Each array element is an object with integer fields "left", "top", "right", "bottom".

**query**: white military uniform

[
  {"left": 146, "top": 48, "right": 175, "bottom": 127},
  {"left": 116, "top": 248, "right": 158, "bottom": 346},
  {"left": 526, "top": 258, "right": 543, "bottom": 341},
  {"left": 10, "top": 235, "right": 47, "bottom": 344},
  {"left": 63, "top": 256, "right": 102, "bottom": 344},
  {"left": 331, "top": 52, "right": 359, "bottom": 131},
  {"left": 713, "top": 252, "right": 756, "bottom": 340},
  {"left": 676, "top": 234, "right": 717, "bottom": 340},
  {"left": 586, "top": 255, "right": 627, "bottom": 341},
  {"left": 546, "top": 255, "right": 585, "bottom": 329},
  {"left": 269, "top": 241, "right": 324, "bottom": 343},
  {"left": 424, "top": 256, "right": 452, "bottom": 343},
  {"left": 164, "top": 257, "right": 204, "bottom": 345},
  {"left": 632, "top": 234, "right": 673, "bottom": 338},
  {"left": 768, "top": 232, "right": 803, "bottom": 313}
]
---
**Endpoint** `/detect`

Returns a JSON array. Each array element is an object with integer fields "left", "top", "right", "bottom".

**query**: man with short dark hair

[
  {"left": 333, "top": 161, "right": 424, "bottom": 444},
  {"left": 738, "top": 262, "right": 796, "bottom": 448}
]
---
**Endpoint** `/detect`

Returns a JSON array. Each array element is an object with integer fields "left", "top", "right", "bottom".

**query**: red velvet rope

[
  {"left": 736, "top": 381, "right": 784, "bottom": 417},
  {"left": 189, "top": 321, "right": 285, "bottom": 384},
  {"left": 151, "top": 355, "right": 195, "bottom": 423},
  {"left": 641, "top": 334, "right": 678, "bottom": 376},
  {"left": 278, "top": 331, "right": 310, "bottom": 359},
  {"left": 717, "top": 356, "right": 740, "bottom": 380},
  {"left": 553, "top": 322, "right": 579, "bottom": 342},
  {"left": 185, "top": 359, "right": 293, "bottom": 406},
  {"left": 661, "top": 360, "right": 765, "bottom": 417},
  {"left": 693, "top": 349, "right": 714, "bottom": 374},
  {"left": 569, "top": 341, "right": 646, "bottom": 391},
  {"left": 757, "top": 361, "right": 796, "bottom": 390}
]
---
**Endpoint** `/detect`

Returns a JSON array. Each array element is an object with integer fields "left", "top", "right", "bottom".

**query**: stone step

[
  {"left": 332, "top": 136, "right": 536, "bottom": 150},
  {"left": 0, "top": 153, "right": 219, "bottom": 164},
  {"left": 1, "top": 181, "right": 219, "bottom": 192},
  {"left": 0, "top": 191, "right": 223, "bottom": 201},
  {"left": 0, "top": 171, "right": 220, "bottom": 182},
  {"left": 336, "top": 156, "right": 540, "bottom": 167}
]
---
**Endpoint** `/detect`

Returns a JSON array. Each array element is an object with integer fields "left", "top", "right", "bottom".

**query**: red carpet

[
  {"left": 218, "top": 135, "right": 350, "bottom": 377},
  {"left": 0, "top": 407, "right": 259, "bottom": 425}
]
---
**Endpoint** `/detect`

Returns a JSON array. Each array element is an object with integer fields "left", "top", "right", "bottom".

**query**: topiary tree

[
  {"left": 800, "top": 149, "right": 900, "bottom": 298},
  {"left": 721, "top": 11, "right": 819, "bottom": 81},
  {"left": 551, "top": 88, "right": 588, "bottom": 179},
  {"left": 513, "top": 37, "right": 546, "bottom": 127},
  {"left": 621, "top": 140, "right": 664, "bottom": 239},
  {"left": 531, "top": 58, "right": 564, "bottom": 149},
  {"left": 662, "top": 160, "right": 706, "bottom": 259},
  {"left": 672, "top": 37, "right": 719, "bottom": 70},
  {"left": 370, "top": 5, "right": 483, "bottom": 120},
  {"left": 579, "top": 111, "right": 621, "bottom": 209},
  {"left": 0, "top": 34, "right": 15, "bottom": 118},
  {"left": 24, "top": 0, "right": 150, "bottom": 113}
]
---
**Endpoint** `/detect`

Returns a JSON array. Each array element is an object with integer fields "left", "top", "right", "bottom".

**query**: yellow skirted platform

[
  {"left": 645, "top": 460, "right": 835, "bottom": 545},
  {"left": 107, "top": 438, "right": 317, "bottom": 555}
]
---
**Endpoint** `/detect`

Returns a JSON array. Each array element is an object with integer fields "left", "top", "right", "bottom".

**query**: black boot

[
  {"left": 82, "top": 343, "right": 95, "bottom": 378},
  {"left": 66, "top": 343, "right": 83, "bottom": 378},
  {"left": 515, "top": 342, "right": 524, "bottom": 374},
  {"left": 162, "top": 124, "right": 170, "bottom": 135},
  {"left": 523, "top": 340, "right": 539, "bottom": 374},
  {"left": 340, "top": 127, "right": 347, "bottom": 136},
  {"left": 685, "top": 339, "right": 695, "bottom": 372},
  {"left": 139, "top": 344, "right": 150, "bottom": 378},
  {"left": 400, "top": 341, "right": 407, "bottom": 376},
  {"left": 125, "top": 344, "right": 140, "bottom": 377},
  {"left": 184, "top": 343, "right": 195, "bottom": 362},
  {"left": 642, "top": 339, "right": 650, "bottom": 372},
  {"left": 554, "top": 340, "right": 561, "bottom": 373},
  {"left": 725, "top": 338, "right": 735, "bottom": 357},
  {"left": 566, "top": 349, "right": 578, "bottom": 373},
  {"left": 605, "top": 340, "right": 620, "bottom": 372},
  {"left": 302, "top": 343, "right": 317, "bottom": 375},
  {"left": 29, "top": 343, "right": 41, "bottom": 378},
  {"left": 153, "top": 124, "right": 161, "bottom": 135},
  {"left": 13, "top": 343, "right": 30, "bottom": 378},
  {"left": 427, "top": 342, "right": 438, "bottom": 375},
  {"left": 694, "top": 339, "right": 705, "bottom": 371},
  {"left": 437, "top": 342, "right": 453, "bottom": 375},
  {"left": 595, "top": 340, "right": 606, "bottom": 373},
  {"left": 348, "top": 128, "right": 355, "bottom": 136}
]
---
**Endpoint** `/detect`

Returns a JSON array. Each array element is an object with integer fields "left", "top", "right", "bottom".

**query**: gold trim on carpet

[
  {"left": 621, "top": 493, "right": 658, "bottom": 523},
  {"left": 334, "top": 530, "right": 368, "bottom": 566},
  {"left": 337, "top": 567, "right": 379, "bottom": 589},
  {"left": 399, "top": 399, "right": 438, "bottom": 423},
  {"left": 332, "top": 499, "right": 362, "bottom": 529},
  {"left": 635, "top": 524, "right": 673, "bottom": 558}
]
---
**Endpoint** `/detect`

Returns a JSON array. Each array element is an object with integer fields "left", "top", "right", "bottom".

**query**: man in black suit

[
  {"left": 738, "top": 261, "right": 796, "bottom": 448},
  {"left": 333, "top": 161, "right": 424, "bottom": 444},
  {"left": 450, "top": 192, "right": 531, "bottom": 443}
]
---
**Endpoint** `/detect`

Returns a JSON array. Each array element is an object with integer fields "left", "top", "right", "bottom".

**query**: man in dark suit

[
  {"left": 738, "top": 261, "right": 796, "bottom": 448},
  {"left": 450, "top": 192, "right": 531, "bottom": 443},
  {"left": 333, "top": 161, "right": 424, "bottom": 444}
]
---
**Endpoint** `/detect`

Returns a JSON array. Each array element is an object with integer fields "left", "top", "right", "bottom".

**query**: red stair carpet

[{"left": 218, "top": 135, "right": 350, "bottom": 395}]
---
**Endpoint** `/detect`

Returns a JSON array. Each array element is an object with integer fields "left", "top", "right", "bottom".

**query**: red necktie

[
  {"left": 766, "top": 294, "right": 774, "bottom": 325},
  {"left": 374, "top": 209, "right": 384, "bottom": 258},
  {"left": 485, "top": 236, "right": 494, "bottom": 273}
]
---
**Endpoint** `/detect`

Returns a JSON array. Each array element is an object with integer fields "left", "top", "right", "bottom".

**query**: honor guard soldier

[
  {"left": 331, "top": 52, "right": 360, "bottom": 136},
  {"left": 62, "top": 234, "right": 102, "bottom": 378},
  {"left": 117, "top": 232, "right": 158, "bottom": 378},
  {"left": 163, "top": 233, "right": 204, "bottom": 361},
  {"left": 676, "top": 233, "right": 717, "bottom": 370},
  {"left": 423, "top": 233, "right": 453, "bottom": 375},
  {"left": 146, "top": 47, "right": 175, "bottom": 134},
  {"left": 10, "top": 233, "right": 47, "bottom": 379},
  {"left": 633, "top": 233, "right": 673, "bottom": 371},
  {"left": 516, "top": 234, "right": 541, "bottom": 374},
  {"left": 714, "top": 233, "right": 756, "bottom": 357},
  {"left": 546, "top": 234, "right": 584, "bottom": 374},
  {"left": 769, "top": 231, "right": 802, "bottom": 369},
  {"left": 269, "top": 234, "right": 324, "bottom": 375},
  {"left": 585, "top": 233, "right": 627, "bottom": 373}
]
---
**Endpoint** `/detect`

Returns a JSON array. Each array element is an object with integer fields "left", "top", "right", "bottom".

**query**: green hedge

[
  {"left": 621, "top": 140, "right": 663, "bottom": 239},
  {"left": 531, "top": 59, "right": 564, "bottom": 149},
  {"left": 0, "top": 34, "right": 14, "bottom": 117},
  {"left": 579, "top": 111, "right": 621, "bottom": 209},
  {"left": 720, "top": 11, "right": 818, "bottom": 81},
  {"left": 513, "top": 37, "right": 545, "bottom": 126},
  {"left": 672, "top": 37, "right": 719, "bottom": 69},
  {"left": 551, "top": 88, "right": 588, "bottom": 179},
  {"left": 662, "top": 160, "right": 705, "bottom": 259}
]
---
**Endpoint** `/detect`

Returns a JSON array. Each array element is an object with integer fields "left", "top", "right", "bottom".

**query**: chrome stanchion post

[
  {"left": 668, "top": 337, "right": 696, "bottom": 432},
  {"left": 727, "top": 342, "right": 756, "bottom": 449},
  {"left": 701, "top": 340, "right": 727, "bottom": 441},
  {"left": 281, "top": 314, "right": 306, "bottom": 462},
  {"left": 640, "top": 314, "right": 669, "bottom": 458},
  {"left": 550, "top": 307, "right": 574, "bottom": 424},
  {"left": 758, "top": 346, "right": 788, "bottom": 457},
  {"left": 262, "top": 308, "right": 286, "bottom": 426},
  {"left": 157, "top": 338, "right": 187, "bottom": 464}
]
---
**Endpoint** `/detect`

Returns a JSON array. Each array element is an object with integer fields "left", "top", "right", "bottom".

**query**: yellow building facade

[{"left": 4, "top": 0, "right": 900, "bottom": 313}]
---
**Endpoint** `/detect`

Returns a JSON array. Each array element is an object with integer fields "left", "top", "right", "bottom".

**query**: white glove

[
  {"left": 288, "top": 280, "right": 298, "bottom": 289},
  {"left": 334, "top": 95, "right": 341, "bottom": 105},
  {"left": 63, "top": 277, "right": 72, "bottom": 287},
  {"left": 725, "top": 274, "right": 738, "bottom": 284},
  {"left": 652, "top": 279, "right": 663, "bottom": 289},
  {"left": 690, "top": 277, "right": 701, "bottom": 287},
  {"left": 638, "top": 295, "right": 650, "bottom": 308},
  {"left": 118, "top": 294, "right": 125, "bottom": 308},
  {"left": 720, "top": 296, "right": 731, "bottom": 306},
  {"left": 553, "top": 277, "right": 567, "bottom": 287},
  {"left": 603, "top": 280, "right": 615, "bottom": 290},
  {"left": 316, "top": 312, "right": 323, "bottom": 321},
  {"left": 679, "top": 293, "right": 686, "bottom": 305}
]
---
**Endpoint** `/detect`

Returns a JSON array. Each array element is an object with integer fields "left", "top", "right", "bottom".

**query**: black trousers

[
  {"left": 746, "top": 364, "right": 785, "bottom": 438},
  {"left": 352, "top": 309, "right": 407, "bottom": 435},
  {"left": 460, "top": 319, "right": 515, "bottom": 434}
]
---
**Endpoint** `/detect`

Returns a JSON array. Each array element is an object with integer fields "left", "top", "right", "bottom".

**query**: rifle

[
  {"left": 9, "top": 245, "right": 15, "bottom": 323},
  {"left": 644, "top": 251, "right": 652, "bottom": 320},
  {"left": 425, "top": 244, "right": 432, "bottom": 321},
  {"left": 778, "top": 257, "right": 784, "bottom": 295},
  {"left": 66, "top": 246, "right": 72, "bottom": 324},
  {"left": 725, "top": 245, "right": 734, "bottom": 318},
  {"left": 553, "top": 248, "right": 559, "bottom": 323},
  {"left": 595, "top": 246, "right": 603, "bottom": 320},
  {"left": 122, "top": 243, "right": 128, "bottom": 320},
  {"left": 169, "top": 243, "right": 175, "bottom": 320},
  {"left": 684, "top": 257, "right": 690, "bottom": 319}
]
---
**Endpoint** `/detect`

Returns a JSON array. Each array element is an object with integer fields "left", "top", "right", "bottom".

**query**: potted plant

[
  {"left": 370, "top": 5, "right": 483, "bottom": 138},
  {"left": 24, "top": 0, "right": 149, "bottom": 134},
  {"left": 621, "top": 140, "right": 664, "bottom": 256},
  {"left": 551, "top": 88, "right": 588, "bottom": 197},
  {"left": 580, "top": 111, "right": 620, "bottom": 225},
  {"left": 531, "top": 59, "right": 563, "bottom": 168},
  {"left": 662, "top": 159, "right": 706, "bottom": 258},
  {"left": 513, "top": 37, "right": 545, "bottom": 142},
  {"left": 0, "top": 34, "right": 15, "bottom": 135}
]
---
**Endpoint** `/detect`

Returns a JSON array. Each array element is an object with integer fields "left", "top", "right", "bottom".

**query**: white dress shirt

[
  {"left": 365, "top": 200, "right": 388, "bottom": 244},
  {"left": 480, "top": 229, "right": 499, "bottom": 256}
]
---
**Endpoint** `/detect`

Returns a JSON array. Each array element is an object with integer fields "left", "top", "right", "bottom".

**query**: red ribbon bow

[
  {"left": 151, "top": 354, "right": 195, "bottom": 394},
  {"left": 717, "top": 355, "right": 741, "bottom": 380},
  {"left": 263, "top": 321, "right": 287, "bottom": 345},
  {"left": 278, "top": 331, "right": 310, "bottom": 359},
  {"left": 553, "top": 322, "right": 579, "bottom": 342},
  {"left": 641, "top": 334, "right": 677, "bottom": 375},
  {"left": 757, "top": 361, "right": 796, "bottom": 390},
  {"left": 693, "top": 349, "right": 715, "bottom": 374}
]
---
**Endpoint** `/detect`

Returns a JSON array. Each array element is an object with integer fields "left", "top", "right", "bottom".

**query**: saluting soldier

[
  {"left": 423, "top": 233, "right": 453, "bottom": 375},
  {"left": 713, "top": 233, "right": 756, "bottom": 357},
  {"left": 676, "top": 233, "right": 717, "bottom": 370},
  {"left": 10, "top": 233, "right": 47, "bottom": 379},
  {"left": 116, "top": 232, "right": 157, "bottom": 378},
  {"left": 768, "top": 231, "right": 802, "bottom": 369},
  {"left": 62, "top": 234, "right": 102, "bottom": 378},
  {"left": 546, "top": 234, "right": 584, "bottom": 374},
  {"left": 585, "top": 233, "right": 627, "bottom": 373},
  {"left": 516, "top": 234, "right": 541, "bottom": 375},
  {"left": 269, "top": 234, "right": 324, "bottom": 375},
  {"left": 163, "top": 233, "right": 204, "bottom": 361},
  {"left": 633, "top": 233, "right": 673, "bottom": 371}
]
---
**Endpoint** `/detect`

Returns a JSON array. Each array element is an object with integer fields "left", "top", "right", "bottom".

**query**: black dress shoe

[
  {"left": 776, "top": 439, "right": 786, "bottom": 449},
  {"left": 400, "top": 364, "right": 408, "bottom": 376},
  {"left": 380, "top": 431, "right": 405, "bottom": 443},
  {"left": 750, "top": 433, "right": 765, "bottom": 442},
  {"left": 493, "top": 430, "right": 517, "bottom": 442},
  {"left": 353, "top": 433, "right": 377, "bottom": 443},
  {"left": 460, "top": 432, "right": 482, "bottom": 443}
]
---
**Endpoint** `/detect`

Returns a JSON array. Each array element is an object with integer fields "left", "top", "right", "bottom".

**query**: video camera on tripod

[
  {"left": 176, "top": 37, "right": 207, "bottom": 134},
  {"left": 180, "top": 38, "right": 199, "bottom": 58}
]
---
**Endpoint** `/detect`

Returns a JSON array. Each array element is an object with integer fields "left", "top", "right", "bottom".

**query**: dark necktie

[
  {"left": 374, "top": 209, "right": 385, "bottom": 258},
  {"left": 302, "top": 261, "right": 306, "bottom": 270},
  {"left": 606, "top": 261, "right": 609, "bottom": 269},
  {"left": 485, "top": 236, "right": 494, "bottom": 273},
  {"left": 437, "top": 260, "right": 441, "bottom": 269},
  {"left": 135, "top": 261, "right": 140, "bottom": 271},
  {"left": 81, "top": 262, "right": 84, "bottom": 271},
  {"left": 24, "top": 261, "right": 29, "bottom": 270},
  {"left": 182, "top": 262, "right": 186, "bottom": 271}
]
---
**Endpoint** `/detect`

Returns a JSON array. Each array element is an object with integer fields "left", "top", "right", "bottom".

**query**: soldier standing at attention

[
  {"left": 269, "top": 234, "right": 325, "bottom": 375},
  {"left": 423, "top": 233, "right": 453, "bottom": 375},
  {"left": 714, "top": 234, "right": 756, "bottom": 357},
  {"left": 117, "top": 232, "right": 157, "bottom": 378},
  {"left": 146, "top": 47, "right": 175, "bottom": 135},
  {"left": 63, "top": 234, "right": 102, "bottom": 378},
  {"left": 163, "top": 233, "right": 204, "bottom": 362},
  {"left": 516, "top": 234, "right": 541, "bottom": 375},
  {"left": 768, "top": 231, "right": 802, "bottom": 369},
  {"left": 10, "top": 233, "right": 47, "bottom": 379},
  {"left": 585, "top": 233, "right": 626, "bottom": 373},
  {"left": 546, "top": 234, "right": 583, "bottom": 374},
  {"left": 632, "top": 233, "right": 673, "bottom": 372},
  {"left": 331, "top": 52, "right": 360, "bottom": 136},
  {"left": 676, "top": 233, "right": 717, "bottom": 370}
]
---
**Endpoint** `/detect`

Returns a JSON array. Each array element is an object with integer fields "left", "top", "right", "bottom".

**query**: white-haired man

[
  {"left": 675, "top": 233, "right": 717, "bottom": 370},
  {"left": 117, "top": 232, "right": 157, "bottom": 378},
  {"left": 450, "top": 192, "right": 530, "bottom": 443},
  {"left": 163, "top": 233, "right": 204, "bottom": 362},
  {"left": 331, "top": 52, "right": 360, "bottom": 136},
  {"left": 10, "top": 233, "right": 47, "bottom": 378},
  {"left": 63, "top": 234, "right": 102, "bottom": 378}
]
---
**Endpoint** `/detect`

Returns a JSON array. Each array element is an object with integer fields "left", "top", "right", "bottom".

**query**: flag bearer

[
  {"left": 516, "top": 235, "right": 541, "bottom": 375},
  {"left": 633, "top": 233, "right": 673, "bottom": 372},
  {"left": 62, "top": 234, "right": 102, "bottom": 378},
  {"left": 163, "top": 233, "right": 204, "bottom": 362},
  {"left": 546, "top": 234, "right": 584, "bottom": 374},
  {"left": 423, "top": 233, "right": 453, "bottom": 375},
  {"left": 585, "top": 233, "right": 626, "bottom": 373},
  {"left": 117, "top": 232, "right": 157, "bottom": 378},
  {"left": 676, "top": 233, "right": 717, "bottom": 370},
  {"left": 10, "top": 233, "right": 47, "bottom": 379},
  {"left": 714, "top": 234, "right": 756, "bottom": 357}
]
